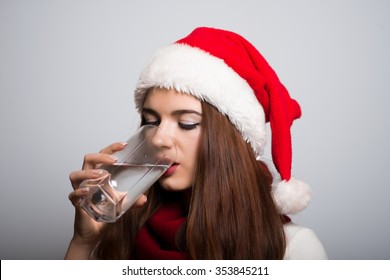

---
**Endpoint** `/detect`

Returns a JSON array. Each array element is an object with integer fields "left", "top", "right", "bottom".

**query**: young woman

[{"left": 65, "top": 27, "right": 327, "bottom": 260}]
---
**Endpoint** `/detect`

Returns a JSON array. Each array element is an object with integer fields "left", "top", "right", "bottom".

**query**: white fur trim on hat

[
  {"left": 271, "top": 178, "right": 312, "bottom": 215},
  {"left": 135, "top": 43, "right": 267, "bottom": 159}
]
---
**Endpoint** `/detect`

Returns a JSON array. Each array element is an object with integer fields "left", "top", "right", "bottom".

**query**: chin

[{"left": 158, "top": 177, "right": 191, "bottom": 192}]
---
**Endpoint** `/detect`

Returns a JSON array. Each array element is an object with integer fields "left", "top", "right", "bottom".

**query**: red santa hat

[{"left": 134, "top": 27, "right": 311, "bottom": 214}]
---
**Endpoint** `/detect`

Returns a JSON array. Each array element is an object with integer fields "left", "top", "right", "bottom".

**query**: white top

[{"left": 283, "top": 223, "right": 328, "bottom": 260}]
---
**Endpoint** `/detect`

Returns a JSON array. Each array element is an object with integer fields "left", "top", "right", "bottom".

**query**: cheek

[
  {"left": 169, "top": 132, "right": 201, "bottom": 188},
  {"left": 185, "top": 133, "right": 201, "bottom": 163}
]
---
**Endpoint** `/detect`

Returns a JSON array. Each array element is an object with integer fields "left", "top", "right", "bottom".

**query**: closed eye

[
  {"left": 179, "top": 123, "right": 200, "bottom": 130},
  {"left": 143, "top": 119, "right": 160, "bottom": 126},
  {"left": 142, "top": 108, "right": 202, "bottom": 131}
]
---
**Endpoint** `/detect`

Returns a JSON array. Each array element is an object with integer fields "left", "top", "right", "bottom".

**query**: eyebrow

[{"left": 142, "top": 108, "right": 202, "bottom": 117}]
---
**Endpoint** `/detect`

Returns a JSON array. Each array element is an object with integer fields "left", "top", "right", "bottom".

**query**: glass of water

[{"left": 79, "top": 125, "right": 177, "bottom": 222}]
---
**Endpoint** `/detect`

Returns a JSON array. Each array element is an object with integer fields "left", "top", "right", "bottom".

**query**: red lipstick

[{"left": 163, "top": 163, "right": 178, "bottom": 177}]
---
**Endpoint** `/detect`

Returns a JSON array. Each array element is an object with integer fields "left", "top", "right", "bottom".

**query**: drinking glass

[{"left": 79, "top": 125, "right": 176, "bottom": 222}]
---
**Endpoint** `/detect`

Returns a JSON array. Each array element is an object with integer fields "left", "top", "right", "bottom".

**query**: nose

[
  {"left": 151, "top": 128, "right": 173, "bottom": 149},
  {"left": 148, "top": 126, "right": 176, "bottom": 164},
  {"left": 149, "top": 125, "right": 175, "bottom": 151}
]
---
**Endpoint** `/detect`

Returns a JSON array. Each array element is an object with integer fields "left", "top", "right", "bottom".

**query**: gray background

[{"left": 1, "top": 0, "right": 389, "bottom": 260}]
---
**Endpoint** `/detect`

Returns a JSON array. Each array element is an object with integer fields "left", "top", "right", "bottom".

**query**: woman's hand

[{"left": 65, "top": 142, "right": 147, "bottom": 259}]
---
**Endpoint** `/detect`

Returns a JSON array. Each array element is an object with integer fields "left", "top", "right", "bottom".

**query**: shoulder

[{"left": 283, "top": 222, "right": 328, "bottom": 260}]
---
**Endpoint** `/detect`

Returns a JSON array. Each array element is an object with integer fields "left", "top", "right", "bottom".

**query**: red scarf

[
  {"left": 134, "top": 201, "right": 187, "bottom": 259},
  {"left": 134, "top": 201, "right": 291, "bottom": 260}
]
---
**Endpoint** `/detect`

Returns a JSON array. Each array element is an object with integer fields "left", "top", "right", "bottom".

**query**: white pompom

[{"left": 272, "top": 178, "right": 312, "bottom": 215}]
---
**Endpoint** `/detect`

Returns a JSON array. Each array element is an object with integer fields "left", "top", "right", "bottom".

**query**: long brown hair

[{"left": 93, "top": 101, "right": 286, "bottom": 259}]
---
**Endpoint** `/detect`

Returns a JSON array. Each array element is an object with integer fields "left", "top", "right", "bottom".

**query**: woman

[{"left": 66, "top": 27, "right": 327, "bottom": 259}]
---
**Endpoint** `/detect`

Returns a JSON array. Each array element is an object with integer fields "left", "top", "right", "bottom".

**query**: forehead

[{"left": 143, "top": 88, "right": 202, "bottom": 112}]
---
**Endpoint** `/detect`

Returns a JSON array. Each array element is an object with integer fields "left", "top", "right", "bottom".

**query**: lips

[{"left": 163, "top": 163, "right": 178, "bottom": 177}]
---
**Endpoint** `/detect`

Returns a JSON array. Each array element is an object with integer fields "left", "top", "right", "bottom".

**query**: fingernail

[
  {"left": 121, "top": 142, "right": 128, "bottom": 146},
  {"left": 92, "top": 169, "right": 103, "bottom": 175},
  {"left": 109, "top": 155, "right": 118, "bottom": 162},
  {"left": 80, "top": 187, "right": 89, "bottom": 194}
]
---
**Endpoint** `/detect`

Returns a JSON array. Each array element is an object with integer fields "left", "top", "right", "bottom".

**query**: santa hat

[{"left": 134, "top": 27, "right": 311, "bottom": 214}]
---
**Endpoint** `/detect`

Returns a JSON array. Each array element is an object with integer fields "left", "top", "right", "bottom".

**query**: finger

[
  {"left": 82, "top": 153, "right": 118, "bottom": 170},
  {"left": 99, "top": 142, "right": 128, "bottom": 155},
  {"left": 68, "top": 188, "right": 90, "bottom": 207},
  {"left": 132, "top": 194, "right": 148, "bottom": 208},
  {"left": 69, "top": 169, "right": 106, "bottom": 190}
]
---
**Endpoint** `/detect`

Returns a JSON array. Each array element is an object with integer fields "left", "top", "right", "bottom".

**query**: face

[{"left": 142, "top": 88, "right": 202, "bottom": 192}]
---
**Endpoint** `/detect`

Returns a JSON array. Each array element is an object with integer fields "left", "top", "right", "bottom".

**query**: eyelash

[
  {"left": 143, "top": 120, "right": 159, "bottom": 126},
  {"left": 143, "top": 120, "right": 200, "bottom": 131},
  {"left": 179, "top": 123, "right": 200, "bottom": 130}
]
